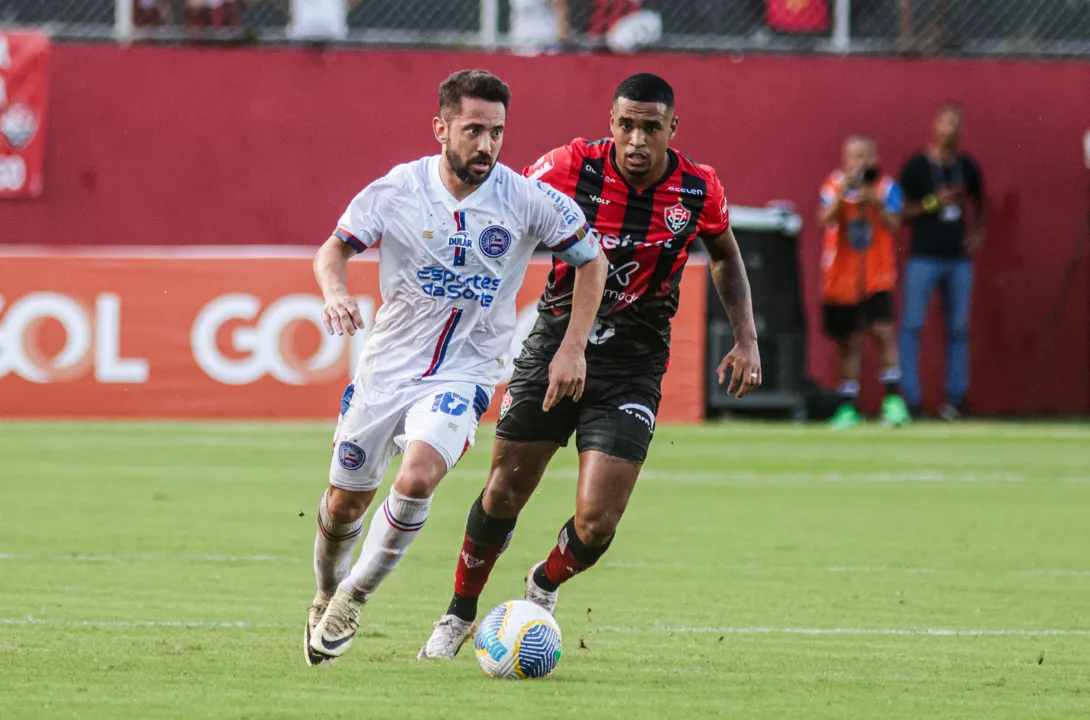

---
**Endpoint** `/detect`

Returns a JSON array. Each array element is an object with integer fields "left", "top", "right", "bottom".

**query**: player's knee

[
  {"left": 574, "top": 510, "right": 619, "bottom": 547},
  {"left": 392, "top": 469, "right": 439, "bottom": 500},
  {"left": 482, "top": 476, "right": 531, "bottom": 516},
  {"left": 393, "top": 442, "right": 448, "bottom": 499},
  {"left": 326, "top": 486, "right": 371, "bottom": 523}
]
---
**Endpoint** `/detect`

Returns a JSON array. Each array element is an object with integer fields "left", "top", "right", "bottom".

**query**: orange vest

[{"left": 820, "top": 171, "right": 898, "bottom": 305}]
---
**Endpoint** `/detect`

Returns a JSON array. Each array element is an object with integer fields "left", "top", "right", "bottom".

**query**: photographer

[{"left": 818, "top": 135, "right": 911, "bottom": 429}]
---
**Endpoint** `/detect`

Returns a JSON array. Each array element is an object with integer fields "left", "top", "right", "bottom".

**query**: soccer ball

[{"left": 474, "top": 600, "right": 563, "bottom": 679}]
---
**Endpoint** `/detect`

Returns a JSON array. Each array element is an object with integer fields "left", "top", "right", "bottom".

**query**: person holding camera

[
  {"left": 898, "top": 104, "right": 986, "bottom": 420},
  {"left": 818, "top": 135, "right": 911, "bottom": 429}
]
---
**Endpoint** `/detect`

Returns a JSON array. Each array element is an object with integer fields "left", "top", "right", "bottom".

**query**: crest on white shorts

[{"left": 337, "top": 441, "right": 366, "bottom": 470}]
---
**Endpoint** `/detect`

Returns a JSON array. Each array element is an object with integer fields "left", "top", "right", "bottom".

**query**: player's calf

[
  {"left": 313, "top": 487, "right": 367, "bottom": 596},
  {"left": 308, "top": 487, "right": 369, "bottom": 666},
  {"left": 445, "top": 492, "right": 518, "bottom": 623},
  {"left": 526, "top": 517, "right": 614, "bottom": 613},
  {"left": 335, "top": 442, "right": 443, "bottom": 606}
]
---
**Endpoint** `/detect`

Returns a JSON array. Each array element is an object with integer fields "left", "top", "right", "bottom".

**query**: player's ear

[
  {"left": 669, "top": 114, "right": 678, "bottom": 140},
  {"left": 433, "top": 116, "right": 448, "bottom": 145}
]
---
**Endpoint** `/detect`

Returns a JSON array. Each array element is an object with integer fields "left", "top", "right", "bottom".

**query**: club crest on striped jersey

[
  {"left": 337, "top": 441, "right": 366, "bottom": 470},
  {"left": 664, "top": 202, "right": 692, "bottom": 235},
  {"left": 478, "top": 225, "right": 512, "bottom": 258}
]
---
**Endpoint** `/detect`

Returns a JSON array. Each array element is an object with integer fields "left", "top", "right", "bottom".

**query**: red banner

[
  {"left": 0, "top": 32, "right": 50, "bottom": 199},
  {"left": 766, "top": 0, "right": 830, "bottom": 33},
  {"left": 0, "top": 249, "right": 707, "bottom": 422}
]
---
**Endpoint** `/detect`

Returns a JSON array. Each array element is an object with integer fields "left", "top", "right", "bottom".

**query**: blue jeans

[{"left": 899, "top": 257, "right": 974, "bottom": 407}]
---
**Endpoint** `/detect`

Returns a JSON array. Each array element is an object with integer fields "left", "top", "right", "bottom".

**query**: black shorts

[
  {"left": 822, "top": 291, "right": 895, "bottom": 340},
  {"left": 495, "top": 357, "right": 662, "bottom": 464}
]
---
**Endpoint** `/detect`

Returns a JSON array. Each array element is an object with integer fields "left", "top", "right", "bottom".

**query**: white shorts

[{"left": 329, "top": 379, "right": 493, "bottom": 492}]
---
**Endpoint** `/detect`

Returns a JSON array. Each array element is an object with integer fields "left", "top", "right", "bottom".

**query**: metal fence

[{"left": 1, "top": 0, "right": 1088, "bottom": 57}]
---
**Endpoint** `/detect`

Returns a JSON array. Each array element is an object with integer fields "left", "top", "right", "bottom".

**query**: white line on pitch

[
  {"left": 539, "top": 469, "right": 1028, "bottom": 484},
  {"left": 826, "top": 566, "right": 938, "bottom": 574},
  {"left": 597, "top": 626, "right": 1090, "bottom": 637},
  {"left": 0, "top": 553, "right": 289, "bottom": 562},
  {"left": 6, "top": 555, "right": 1090, "bottom": 578},
  {"left": 0, "top": 618, "right": 292, "bottom": 629},
  {"left": 4, "top": 618, "right": 1088, "bottom": 637}
]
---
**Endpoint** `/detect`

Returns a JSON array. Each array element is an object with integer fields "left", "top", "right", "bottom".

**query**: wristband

[{"left": 922, "top": 194, "right": 940, "bottom": 213}]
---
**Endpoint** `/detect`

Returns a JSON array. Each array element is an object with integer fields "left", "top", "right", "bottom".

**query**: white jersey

[{"left": 334, "top": 155, "right": 598, "bottom": 390}]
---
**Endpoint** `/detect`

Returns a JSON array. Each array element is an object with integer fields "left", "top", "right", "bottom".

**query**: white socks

[
  {"left": 313, "top": 489, "right": 365, "bottom": 597},
  {"left": 339, "top": 488, "right": 431, "bottom": 602}
]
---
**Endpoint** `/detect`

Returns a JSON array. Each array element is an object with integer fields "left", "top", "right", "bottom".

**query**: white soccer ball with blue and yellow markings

[{"left": 475, "top": 600, "right": 562, "bottom": 679}]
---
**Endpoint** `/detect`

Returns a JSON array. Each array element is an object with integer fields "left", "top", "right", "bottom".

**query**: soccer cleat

[
  {"left": 304, "top": 591, "right": 333, "bottom": 666},
  {"left": 309, "top": 589, "right": 364, "bottom": 660},
  {"left": 417, "top": 614, "right": 476, "bottom": 660},
  {"left": 828, "top": 403, "right": 863, "bottom": 430},
  {"left": 881, "top": 395, "right": 912, "bottom": 427},
  {"left": 525, "top": 562, "right": 559, "bottom": 616}
]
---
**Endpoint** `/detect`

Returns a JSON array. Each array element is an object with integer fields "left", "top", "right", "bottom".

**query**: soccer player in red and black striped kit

[{"left": 420, "top": 73, "right": 762, "bottom": 658}]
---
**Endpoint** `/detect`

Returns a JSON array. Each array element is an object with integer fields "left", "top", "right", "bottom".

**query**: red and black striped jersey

[{"left": 521, "top": 137, "right": 729, "bottom": 376}]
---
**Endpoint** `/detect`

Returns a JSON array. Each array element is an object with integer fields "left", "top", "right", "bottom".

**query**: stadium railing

[{"left": 2, "top": 0, "right": 1089, "bottom": 59}]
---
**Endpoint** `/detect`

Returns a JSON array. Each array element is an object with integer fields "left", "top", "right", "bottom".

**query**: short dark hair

[
  {"left": 614, "top": 73, "right": 674, "bottom": 108},
  {"left": 439, "top": 70, "right": 511, "bottom": 119}
]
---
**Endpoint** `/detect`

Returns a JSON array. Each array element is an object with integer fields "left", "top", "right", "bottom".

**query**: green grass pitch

[{"left": 2, "top": 420, "right": 1089, "bottom": 719}]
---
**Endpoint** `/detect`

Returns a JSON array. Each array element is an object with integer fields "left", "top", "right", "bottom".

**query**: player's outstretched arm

[
  {"left": 544, "top": 250, "right": 608, "bottom": 411},
  {"left": 314, "top": 236, "right": 365, "bottom": 336},
  {"left": 704, "top": 227, "right": 762, "bottom": 399}
]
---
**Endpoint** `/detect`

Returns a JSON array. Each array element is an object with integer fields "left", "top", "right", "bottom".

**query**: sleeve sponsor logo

[{"left": 535, "top": 180, "right": 582, "bottom": 226}]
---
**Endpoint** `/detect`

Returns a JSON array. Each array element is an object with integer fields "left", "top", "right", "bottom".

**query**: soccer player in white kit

[{"left": 305, "top": 70, "right": 608, "bottom": 665}]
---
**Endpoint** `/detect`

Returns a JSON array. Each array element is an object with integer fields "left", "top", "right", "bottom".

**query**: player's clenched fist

[
  {"left": 321, "top": 291, "right": 365, "bottom": 336},
  {"left": 543, "top": 341, "right": 587, "bottom": 411}
]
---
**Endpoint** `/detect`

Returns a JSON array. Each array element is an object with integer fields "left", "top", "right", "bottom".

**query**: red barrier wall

[{"left": 3, "top": 46, "right": 1088, "bottom": 414}]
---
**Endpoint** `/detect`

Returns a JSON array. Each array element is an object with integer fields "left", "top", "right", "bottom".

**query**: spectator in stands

[
  {"left": 898, "top": 0, "right": 950, "bottom": 53},
  {"left": 588, "top": 0, "right": 661, "bottom": 53},
  {"left": 185, "top": 0, "right": 243, "bottom": 28},
  {"left": 508, "top": 0, "right": 659, "bottom": 55},
  {"left": 818, "top": 134, "right": 910, "bottom": 429},
  {"left": 134, "top": 0, "right": 173, "bottom": 26},
  {"left": 766, "top": 0, "right": 829, "bottom": 34},
  {"left": 286, "top": 0, "right": 360, "bottom": 40},
  {"left": 898, "top": 104, "right": 986, "bottom": 420},
  {"left": 509, "top": 0, "right": 571, "bottom": 56}
]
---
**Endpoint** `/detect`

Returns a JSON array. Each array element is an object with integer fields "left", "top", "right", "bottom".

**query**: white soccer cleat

[
  {"left": 309, "top": 589, "right": 364, "bottom": 660},
  {"left": 525, "top": 562, "right": 559, "bottom": 616},
  {"left": 417, "top": 614, "right": 476, "bottom": 660},
  {"left": 304, "top": 591, "right": 333, "bottom": 666}
]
